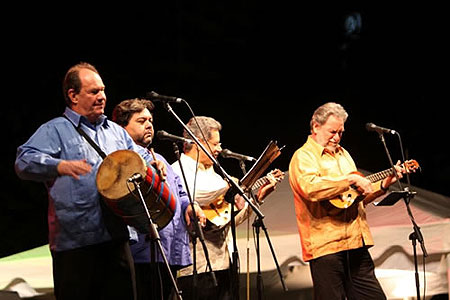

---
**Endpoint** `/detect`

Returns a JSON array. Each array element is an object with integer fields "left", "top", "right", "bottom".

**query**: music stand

[
  {"left": 373, "top": 190, "right": 411, "bottom": 206},
  {"left": 239, "top": 140, "right": 288, "bottom": 299},
  {"left": 373, "top": 131, "right": 426, "bottom": 300},
  {"left": 240, "top": 141, "right": 282, "bottom": 191}
]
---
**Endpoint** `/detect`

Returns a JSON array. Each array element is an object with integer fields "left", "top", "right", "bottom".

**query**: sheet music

[{"left": 239, "top": 140, "right": 282, "bottom": 192}]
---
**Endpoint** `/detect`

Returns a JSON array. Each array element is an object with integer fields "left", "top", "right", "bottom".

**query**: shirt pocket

[
  {"left": 64, "top": 137, "right": 103, "bottom": 170},
  {"left": 63, "top": 137, "right": 91, "bottom": 159},
  {"left": 52, "top": 178, "right": 103, "bottom": 235}
]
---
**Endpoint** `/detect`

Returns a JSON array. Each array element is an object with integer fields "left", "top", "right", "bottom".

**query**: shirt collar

[
  {"left": 181, "top": 153, "right": 210, "bottom": 171},
  {"left": 63, "top": 107, "right": 109, "bottom": 129},
  {"left": 307, "top": 135, "right": 343, "bottom": 156}
]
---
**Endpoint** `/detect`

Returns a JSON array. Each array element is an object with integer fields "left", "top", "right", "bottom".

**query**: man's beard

[{"left": 139, "top": 136, "right": 153, "bottom": 148}]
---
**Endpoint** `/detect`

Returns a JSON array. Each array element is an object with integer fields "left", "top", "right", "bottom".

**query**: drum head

[{"left": 96, "top": 150, "right": 146, "bottom": 200}]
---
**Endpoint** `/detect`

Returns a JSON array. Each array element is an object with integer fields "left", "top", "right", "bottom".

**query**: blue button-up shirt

[
  {"left": 15, "top": 107, "right": 152, "bottom": 252},
  {"left": 130, "top": 149, "right": 192, "bottom": 267}
]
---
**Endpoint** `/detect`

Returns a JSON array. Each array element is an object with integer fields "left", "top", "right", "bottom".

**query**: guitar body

[
  {"left": 328, "top": 160, "right": 419, "bottom": 209},
  {"left": 329, "top": 171, "right": 364, "bottom": 209},
  {"left": 329, "top": 188, "right": 360, "bottom": 209},
  {"left": 202, "top": 169, "right": 285, "bottom": 226},
  {"left": 202, "top": 196, "right": 232, "bottom": 227}
]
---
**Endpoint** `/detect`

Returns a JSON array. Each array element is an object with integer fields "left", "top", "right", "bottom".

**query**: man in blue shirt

[
  {"left": 112, "top": 98, "right": 206, "bottom": 300},
  {"left": 15, "top": 63, "right": 169, "bottom": 300}
]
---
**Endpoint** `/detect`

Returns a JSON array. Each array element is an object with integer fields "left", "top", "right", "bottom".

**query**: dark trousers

[
  {"left": 51, "top": 240, "right": 136, "bottom": 300},
  {"left": 177, "top": 269, "right": 233, "bottom": 300},
  {"left": 309, "top": 247, "right": 386, "bottom": 300},
  {"left": 135, "top": 263, "right": 179, "bottom": 300}
]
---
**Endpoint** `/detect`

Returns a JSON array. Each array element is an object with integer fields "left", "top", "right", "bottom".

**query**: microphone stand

[
  {"left": 130, "top": 178, "right": 182, "bottom": 300},
  {"left": 163, "top": 102, "right": 265, "bottom": 300},
  {"left": 238, "top": 161, "right": 251, "bottom": 300},
  {"left": 228, "top": 184, "right": 240, "bottom": 299},
  {"left": 376, "top": 132, "right": 427, "bottom": 300},
  {"left": 171, "top": 142, "right": 217, "bottom": 300},
  {"left": 252, "top": 215, "right": 288, "bottom": 299},
  {"left": 239, "top": 165, "right": 287, "bottom": 300}
]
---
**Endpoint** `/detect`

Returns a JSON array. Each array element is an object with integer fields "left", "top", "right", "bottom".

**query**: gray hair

[
  {"left": 310, "top": 102, "right": 348, "bottom": 131},
  {"left": 184, "top": 116, "right": 222, "bottom": 151}
]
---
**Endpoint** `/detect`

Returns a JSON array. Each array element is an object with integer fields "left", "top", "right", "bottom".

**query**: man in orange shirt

[{"left": 289, "top": 102, "right": 404, "bottom": 299}]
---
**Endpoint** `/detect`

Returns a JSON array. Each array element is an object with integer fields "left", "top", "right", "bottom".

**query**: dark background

[{"left": 1, "top": 4, "right": 448, "bottom": 258}]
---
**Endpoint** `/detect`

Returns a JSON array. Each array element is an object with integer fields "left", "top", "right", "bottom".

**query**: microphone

[
  {"left": 127, "top": 173, "right": 144, "bottom": 183},
  {"left": 220, "top": 149, "right": 256, "bottom": 162},
  {"left": 366, "top": 123, "right": 396, "bottom": 135},
  {"left": 156, "top": 130, "right": 193, "bottom": 144},
  {"left": 146, "top": 91, "right": 183, "bottom": 103}
]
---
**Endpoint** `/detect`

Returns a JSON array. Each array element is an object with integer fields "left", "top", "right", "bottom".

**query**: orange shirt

[{"left": 289, "top": 136, "right": 385, "bottom": 261}]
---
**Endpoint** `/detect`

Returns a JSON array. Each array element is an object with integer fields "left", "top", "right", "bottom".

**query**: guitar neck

[
  {"left": 250, "top": 176, "right": 269, "bottom": 193},
  {"left": 366, "top": 168, "right": 395, "bottom": 183}
]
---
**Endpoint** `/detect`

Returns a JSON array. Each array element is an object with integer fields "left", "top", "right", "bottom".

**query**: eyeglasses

[{"left": 201, "top": 139, "right": 222, "bottom": 149}]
